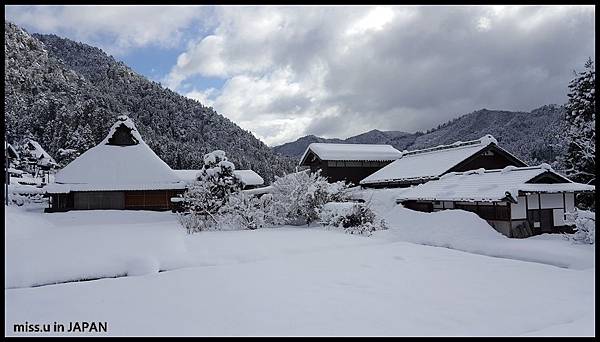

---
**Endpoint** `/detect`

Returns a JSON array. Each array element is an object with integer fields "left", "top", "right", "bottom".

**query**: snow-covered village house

[
  {"left": 360, "top": 135, "right": 527, "bottom": 188},
  {"left": 298, "top": 143, "right": 403, "bottom": 185},
  {"left": 44, "top": 116, "right": 187, "bottom": 212},
  {"left": 395, "top": 164, "right": 595, "bottom": 238},
  {"left": 22, "top": 139, "right": 58, "bottom": 172},
  {"left": 4, "top": 142, "right": 20, "bottom": 184}
]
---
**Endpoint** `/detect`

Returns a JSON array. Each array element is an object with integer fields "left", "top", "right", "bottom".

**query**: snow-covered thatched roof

[
  {"left": 299, "top": 143, "right": 402, "bottom": 164},
  {"left": 5, "top": 142, "right": 20, "bottom": 159},
  {"left": 25, "top": 139, "right": 57, "bottom": 167},
  {"left": 173, "top": 169, "right": 265, "bottom": 187},
  {"left": 46, "top": 115, "right": 186, "bottom": 193},
  {"left": 395, "top": 164, "right": 595, "bottom": 203},
  {"left": 361, "top": 135, "right": 525, "bottom": 185}
]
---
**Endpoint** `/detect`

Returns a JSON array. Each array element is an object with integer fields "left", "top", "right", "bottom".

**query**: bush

[
  {"left": 319, "top": 201, "right": 388, "bottom": 237},
  {"left": 218, "top": 191, "right": 272, "bottom": 230},
  {"left": 268, "top": 170, "right": 350, "bottom": 226},
  {"left": 565, "top": 209, "right": 595, "bottom": 244},
  {"left": 7, "top": 184, "right": 46, "bottom": 206}
]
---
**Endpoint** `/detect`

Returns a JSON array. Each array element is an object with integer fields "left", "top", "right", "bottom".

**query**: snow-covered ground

[{"left": 4, "top": 191, "right": 595, "bottom": 336}]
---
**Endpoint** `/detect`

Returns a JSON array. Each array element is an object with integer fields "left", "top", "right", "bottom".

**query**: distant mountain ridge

[{"left": 273, "top": 105, "right": 567, "bottom": 167}]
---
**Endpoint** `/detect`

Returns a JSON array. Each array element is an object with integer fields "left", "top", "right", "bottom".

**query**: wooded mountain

[
  {"left": 274, "top": 105, "right": 567, "bottom": 168},
  {"left": 4, "top": 22, "right": 295, "bottom": 182}
]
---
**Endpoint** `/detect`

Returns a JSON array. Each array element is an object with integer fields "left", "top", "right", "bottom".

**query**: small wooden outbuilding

[{"left": 396, "top": 164, "right": 595, "bottom": 238}]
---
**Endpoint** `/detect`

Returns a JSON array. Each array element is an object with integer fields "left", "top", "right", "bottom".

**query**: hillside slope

[{"left": 5, "top": 22, "right": 294, "bottom": 182}]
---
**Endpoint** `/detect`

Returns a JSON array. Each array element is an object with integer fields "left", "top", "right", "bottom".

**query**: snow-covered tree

[
  {"left": 198, "top": 150, "right": 242, "bottom": 199},
  {"left": 268, "top": 170, "right": 350, "bottom": 225},
  {"left": 564, "top": 58, "right": 595, "bottom": 209},
  {"left": 178, "top": 150, "right": 243, "bottom": 233}
]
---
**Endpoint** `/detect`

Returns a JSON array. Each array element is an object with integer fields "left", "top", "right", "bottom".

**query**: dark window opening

[{"left": 107, "top": 124, "right": 139, "bottom": 146}]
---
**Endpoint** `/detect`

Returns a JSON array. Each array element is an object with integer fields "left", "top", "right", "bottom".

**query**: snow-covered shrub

[
  {"left": 7, "top": 184, "right": 45, "bottom": 206},
  {"left": 319, "top": 201, "right": 388, "bottom": 237},
  {"left": 268, "top": 170, "right": 350, "bottom": 226},
  {"left": 218, "top": 191, "right": 273, "bottom": 230},
  {"left": 565, "top": 209, "right": 595, "bottom": 244}
]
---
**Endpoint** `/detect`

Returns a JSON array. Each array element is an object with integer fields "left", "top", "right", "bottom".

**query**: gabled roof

[
  {"left": 46, "top": 115, "right": 186, "bottom": 193},
  {"left": 174, "top": 169, "right": 265, "bottom": 187},
  {"left": 299, "top": 143, "right": 402, "bottom": 165},
  {"left": 5, "top": 142, "right": 20, "bottom": 159},
  {"left": 396, "top": 164, "right": 595, "bottom": 203},
  {"left": 360, "top": 135, "right": 525, "bottom": 185},
  {"left": 25, "top": 139, "right": 57, "bottom": 166}
]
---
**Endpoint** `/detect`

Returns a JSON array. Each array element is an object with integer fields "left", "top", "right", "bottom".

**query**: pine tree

[
  {"left": 178, "top": 150, "right": 243, "bottom": 232},
  {"left": 564, "top": 58, "right": 595, "bottom": 210}
]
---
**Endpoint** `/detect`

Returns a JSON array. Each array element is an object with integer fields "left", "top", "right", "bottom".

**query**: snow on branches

[
  {"left": 565, "top": 209, "right": 595, "bottom": 245},
  {"left": 563, "top": 58, "right": 595, "bottom": 210},
  {"left": 564, "top": 58, "right": 595, "bottom": 184},
  {"left": 268, "top": 170, "right": 351, "bottom": 226},
  {"left": 319, "top": 202, "right": 388, "bottom": 237},
  {"left": 177, "top": 150, "right": 243, "bottom": 233}
]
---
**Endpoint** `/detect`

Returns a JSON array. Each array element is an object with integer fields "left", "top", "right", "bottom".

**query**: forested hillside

[{"left": 5, "top": 22, "right": 295, "bottom": 182}]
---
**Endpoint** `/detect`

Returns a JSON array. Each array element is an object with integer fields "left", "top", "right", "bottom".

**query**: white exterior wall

[
  {"left": 511, "top": 196, "right": 527, "bottom": 219},
  {"left": 553, "top": 209, "right": 566, "bottom": 226},
  {"left": 540, "top": 193, "right": 564, "bottom": 209},
  {"left": 565, "top": 193, "right": 575, "bottom": 212},
  {"left": 526, "top": 194, "right": 539, "bottom": 208},
  {"left": 443, "top": 201, "right": 454, "bottom": 209}
]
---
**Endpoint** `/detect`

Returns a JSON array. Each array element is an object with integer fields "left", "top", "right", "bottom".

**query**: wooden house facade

[
  {"left": 396, "top": 165, "right": 595, "bottom": 238},
  {"left": 299, "top": 143, "right": 402, "bottom": 185}
]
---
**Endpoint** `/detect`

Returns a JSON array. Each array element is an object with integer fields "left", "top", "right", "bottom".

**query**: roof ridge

[
  {"left": 446, "top": 164, "right": 552, "bottom": 177},
  {"left": 309, "top": 142, "right": 395, "bottom": 147},
  {"left": 402, "top": 135, "right": 495, "bottom": 157}
]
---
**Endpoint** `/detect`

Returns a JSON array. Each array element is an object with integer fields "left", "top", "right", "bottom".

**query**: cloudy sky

[{"left": 5, "top": 5, "right": 595, "bottom": 146}]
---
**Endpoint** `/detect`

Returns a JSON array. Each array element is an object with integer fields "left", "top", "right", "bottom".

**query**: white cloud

[
  {"left": 169, "top": 5, "right": 593, "bottom": 146},
  {"left": 345, "top": 6, "right": 396, "bottom": 36},
  {"left": 5, "top": 5, "right": 207, "bottom": 55},
  {"left": 7, "top": 5, "right": 595, "bottom": 146}
]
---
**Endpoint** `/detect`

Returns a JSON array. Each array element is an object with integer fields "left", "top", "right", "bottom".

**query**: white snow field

[{"left": 4, "top": 196, "right": 595, "bottom": 336}]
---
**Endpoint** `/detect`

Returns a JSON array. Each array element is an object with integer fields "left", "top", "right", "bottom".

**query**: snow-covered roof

[
  {"left": 47, "top": 116, "right": 186, "bottom": 193},
  {"left": 7, "top": 167, "right": 24, "bottom": 175},
  {"left": 174, "top": 169, "right": 265, "bottom": 186},
  {"left": 396, "top": 164, "right": 595, "bottom": 203},
  {"left": 5, "top": 142, "right": 20, "bottom": 159},
  {"left": 299, "top": 143, "right": 402, "bottom": 164},
  {"left": 361, "top": 135, "right": 523, "bottom": 185},
  {"left": 233, "top": 170, "right": 264, "bottom": 186},
  {"left": 25, "top": 140, "right": 57, "bottom": 166}
]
